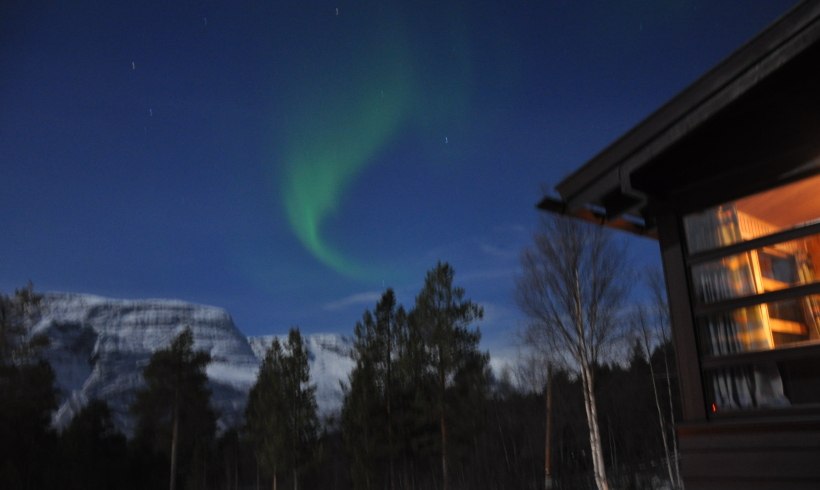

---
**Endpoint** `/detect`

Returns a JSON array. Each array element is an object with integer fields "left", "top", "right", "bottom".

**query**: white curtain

[
  {"left": 710, "top": 363, "right": 789, "bottom": 410},
  {"left": 691, "top": 205, "right": 791, "bottom": 410}
]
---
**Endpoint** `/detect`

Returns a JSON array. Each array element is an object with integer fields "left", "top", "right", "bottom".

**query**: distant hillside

[{"left": 34, "top": 293, "right": 355, "bottom": 436}]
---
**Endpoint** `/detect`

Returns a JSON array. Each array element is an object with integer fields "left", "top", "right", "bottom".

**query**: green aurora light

[
  {"left": 282, "top": 74, "right": 412, "bottom": 279},
  {"left": 278, "top": 3, "right": 470, "bottom": 280}
]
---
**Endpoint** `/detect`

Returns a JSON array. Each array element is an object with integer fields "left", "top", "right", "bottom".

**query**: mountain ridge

[{"left": 33, "top": 292, "right": 353, "bottom": 436}]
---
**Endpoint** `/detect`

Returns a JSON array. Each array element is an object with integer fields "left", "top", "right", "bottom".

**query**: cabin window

[
  {"left": 684, "top": 173, "right": 820, "bottom": 254},
  {"left": 684, "top": 173, "right": 820, "bottom": 414}
]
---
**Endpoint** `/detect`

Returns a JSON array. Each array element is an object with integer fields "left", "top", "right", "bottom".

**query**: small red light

[{"left": 711, "top": 403, "right": 717, "bottom": 412}]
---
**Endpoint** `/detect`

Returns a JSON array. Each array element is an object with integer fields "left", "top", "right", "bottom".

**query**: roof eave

[{"left": 554, "top": 0, "right": 820, "bottom": 215}]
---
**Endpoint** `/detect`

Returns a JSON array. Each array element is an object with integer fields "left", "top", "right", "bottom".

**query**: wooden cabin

[{"left": 543, "top": 1, "right": 820, "bottom": 488}]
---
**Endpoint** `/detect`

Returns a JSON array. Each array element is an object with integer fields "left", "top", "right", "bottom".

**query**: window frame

[{"left": 682, "top": 189, "right": 820, "bottom": 417}]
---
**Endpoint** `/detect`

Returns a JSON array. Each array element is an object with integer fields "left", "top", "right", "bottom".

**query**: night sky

[{"left": 1, "top": 0, "right": 800, "bottom": 360}]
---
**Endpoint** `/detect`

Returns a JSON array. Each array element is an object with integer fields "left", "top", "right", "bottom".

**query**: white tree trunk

[
  {"left": 663, "top": 353, "right": 683, "bottom": 489},
  {"left": 649, "top": 354, "right": 675, "bottom": 488},
  {"left": 581, "top": 365, "right": 609, "bottom": 490}
]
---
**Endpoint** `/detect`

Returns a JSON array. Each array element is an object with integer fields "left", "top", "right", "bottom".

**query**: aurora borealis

[
  {"left": 278, "top": 1, "right": 469, "bottom": 279},
  {"left": 279, "top": 12, "right": 413, "bottom": 279},
  {"left": 0, "top": 0, "right": 801, "bottom": 355}
]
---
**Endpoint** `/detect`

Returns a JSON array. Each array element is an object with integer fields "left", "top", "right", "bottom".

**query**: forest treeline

[{"left": 1, "top": 258, "right": 682, "bottom": 489}]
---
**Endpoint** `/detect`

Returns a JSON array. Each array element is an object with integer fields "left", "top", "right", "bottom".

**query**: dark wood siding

[{"left": 679, "top": 420, "right": 820, "bottom": 489}]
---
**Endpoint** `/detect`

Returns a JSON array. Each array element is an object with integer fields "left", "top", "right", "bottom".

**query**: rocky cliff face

[
  {"left": 34, "top": 293, "right": 357, "bottom": 438},
  {"left": 34, "top": 293, "right": 261, "bottom": 436}
]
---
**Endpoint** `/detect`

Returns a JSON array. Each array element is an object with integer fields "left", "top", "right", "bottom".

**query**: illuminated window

[
  {"left": 684, "top": 173, "right": 820, "bottom": 254},
  {"left": 684, "top": 173, "right": 820, "bottom": 414}
]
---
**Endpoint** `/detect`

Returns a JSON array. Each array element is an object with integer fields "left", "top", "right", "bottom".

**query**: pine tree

[
  {"left": 342, "top": 289, "right": 404, "bottom": 490},
  {"left": 375, "top": 290, "right": 401, "bottom": 490},
  {"left": 130, "top": 326, "right": 216, "bottom": 490},
  {"left": 395, "top": 299, "right": 438, "bottom": 484},
  {"left": 342, "top": 327, "right": 382, "bottom": 490},
  {"left": 342, "top": 267, "right": 488, "bottom": 490},
  {"left": 247, "top": 329, "right": 319, "bottom": 490},
  {"left": 246, "top": 337, "right": 288, "bottom": 490},
  {"left": 413, "top": 262, "right": 488, "bottom": 490},
  {"left": 58, "top": 399, "right": 127, "bottom": 490},
  {"left": 0, "top": 283, "right": 58, "bottom": 490},
  {"left": 282, "top": 328, "right": 320, "bottom": 490},
  {"left": 0, "top": 282, "right": 49, "bottom": 365}
]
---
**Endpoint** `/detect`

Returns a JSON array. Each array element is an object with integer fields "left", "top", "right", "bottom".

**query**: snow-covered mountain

[{"left": 33, "top": 293, "right": 354, "bottom": 436}]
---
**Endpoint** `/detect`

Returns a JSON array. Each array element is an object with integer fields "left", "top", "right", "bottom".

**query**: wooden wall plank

[
  {"left": 683, "top": 450, "right": 820, "bottom": 479},
  {"left": 685, "top": 478, "right": 820, "bottom": 490}
]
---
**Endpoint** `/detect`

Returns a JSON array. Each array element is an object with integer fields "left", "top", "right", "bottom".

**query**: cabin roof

[{"left": 547, "top": 1, "right": 820, "bottom": 226}]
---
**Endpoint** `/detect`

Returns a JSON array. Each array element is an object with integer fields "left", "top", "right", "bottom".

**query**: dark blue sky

[{"left": 0, "top": 0, "right": 800, "bottom": 360}]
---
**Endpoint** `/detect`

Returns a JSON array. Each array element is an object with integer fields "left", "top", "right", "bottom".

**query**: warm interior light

[{"left": 736, "top": 173, "right": 820, "bottom": 231}]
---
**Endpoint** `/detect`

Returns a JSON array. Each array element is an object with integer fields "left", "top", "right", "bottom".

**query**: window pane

[
  {"left": 684, "top": 205, "right": 745, "bottom": 254},
  {"left": 691, "top": 234, "right": 820, "bottom": 303},
  {"left": 699, "top": 295, "right": 820, "bottom": 356},
  {"left": 684, "top": 173, "right": 820, "bottom": 254},
  {"left": 705, "top": 357, "right": 820, "bottom": 412}
]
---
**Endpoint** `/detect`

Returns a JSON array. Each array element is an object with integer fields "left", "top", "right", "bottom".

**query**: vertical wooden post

[
  {"left": 545, "top": 362, "right": 553, "bottom": 490},
  {"left": 657, "top": 213, "right": 706, "bottom": 422}
]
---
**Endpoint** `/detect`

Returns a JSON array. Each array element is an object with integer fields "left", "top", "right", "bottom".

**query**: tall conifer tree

[
  {"left": 342, "top": 321, "right": 382, "bottom": 490},
  {"left": 0, "top": 284, "right": 58, "bottom": 490},
  {"left": 131, "top": 326, "right": 216, "bottom": 490},
  {"left": 413, "top": 262, "right": 488, "bottom": 490},
  {"left": 343, "top": 266, "right": 488, "bottom": 490},
  {"left": 247, "top": 328, "right": 319, "bottom": 490},
  {"left": 282, "top": 328, "right": 320, "bottom": 490},
  {"left": 246, "top": 337, "right": 287, "bottom": 490},
  {"left": 342, "top": 289, "right": 404, "bottom": 490}
]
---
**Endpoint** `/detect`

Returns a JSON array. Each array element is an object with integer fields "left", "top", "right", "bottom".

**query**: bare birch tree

[
  {"left": 515, "top": 215, "right": 631, "bottom": 490},
  {"left": 632, "top": 305, "right": 676, "bottom": 489},
  {"left": 646, "top": 267, "right": 683, "bottom": 489}
]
